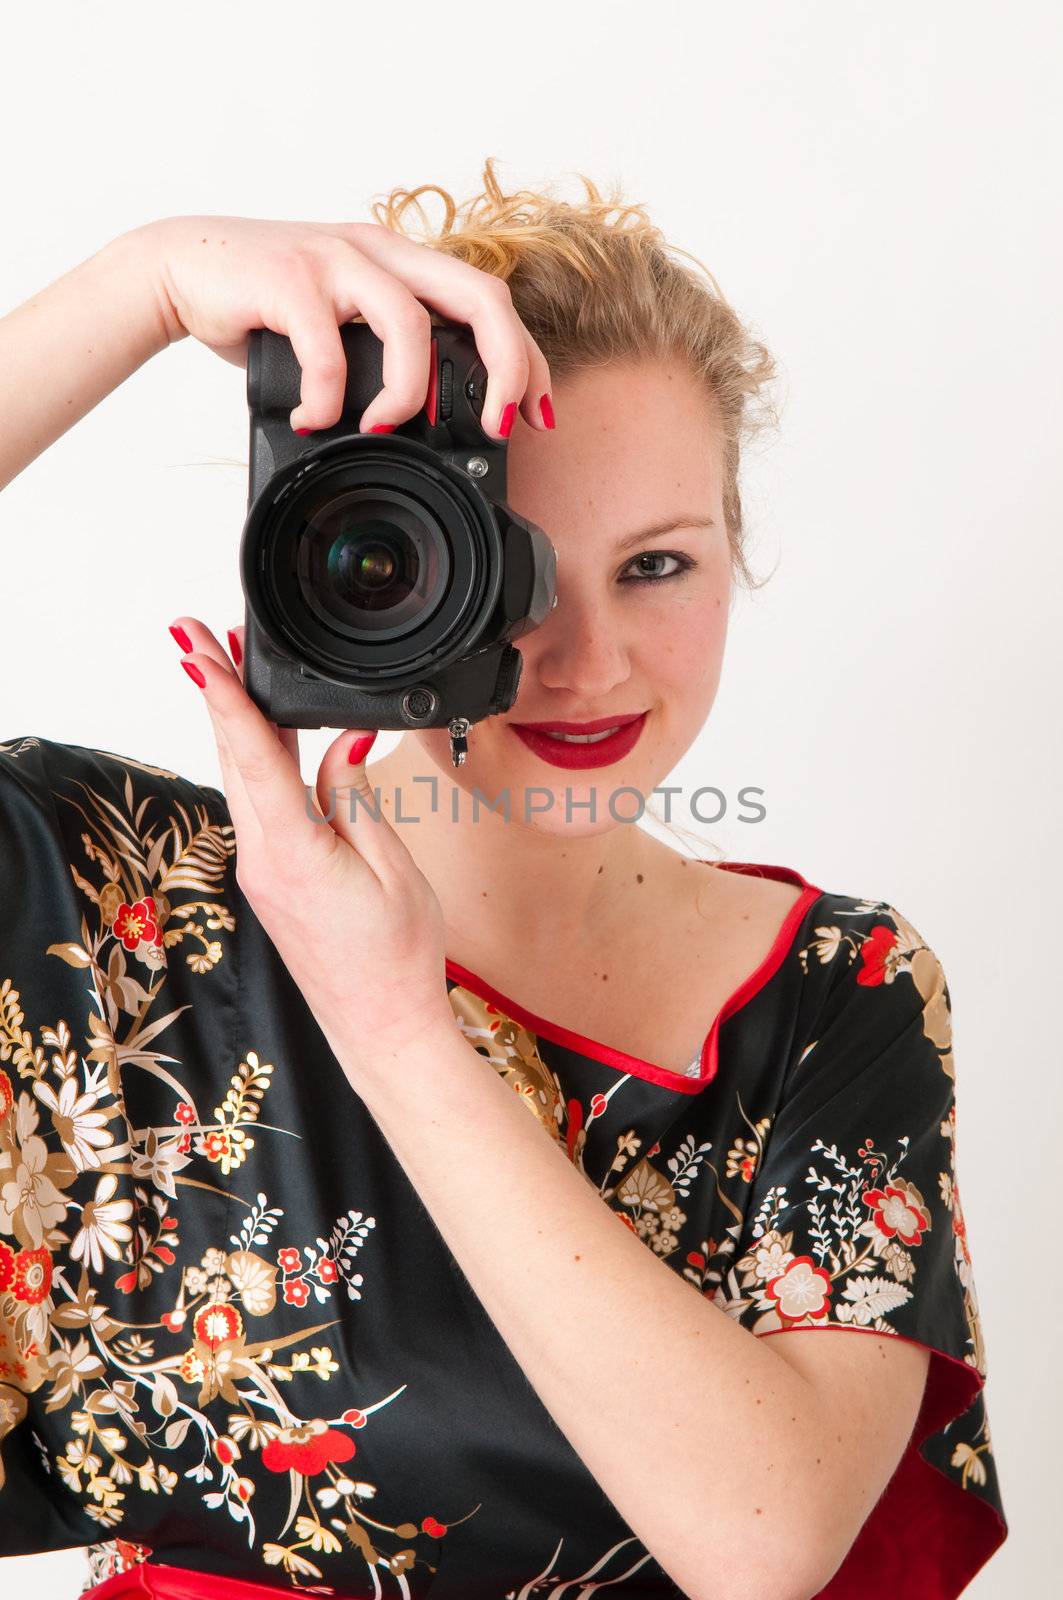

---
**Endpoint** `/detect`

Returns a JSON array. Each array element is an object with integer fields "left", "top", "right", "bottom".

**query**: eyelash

[{"left": 620, "top": 551, "right": 698, "bottom": 585}]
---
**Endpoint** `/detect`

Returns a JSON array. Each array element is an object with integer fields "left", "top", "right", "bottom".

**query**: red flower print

[
  {"left": 13, "top": 1247, "right": 53, "bottom": 1306},
  {"left": 686, "top": 1251, "right": 706, "bottom": 1270},
  {"left": 204, "top": 1130, "right": 232, "bottom": 1162},
  {"left": 113, "top": 896, "right": 163, "bottom": 951},
  {"left": 192, "top": 1301, "right": 243, "bottom": 1349},
  {"left": 766, "top": 1255, "right": 832, "bottom": 1325},
  {"left": 235, "top": 1476, "right": 255, "bottom": 1503},
  {"left": 175, "top": 1102, "right": 195, "bottom": 1126},
  {"left": 422, "top": 1516, "right": 448, "bottom": 1537},
  {"left": 114, "top": 1540, "right": 146, "bottom": 1570},
  {"left": 180, "top": 1351, "right": 205, "bottom": 1384},
  {"left": 0, "top": 1241, "right": 15, "bottom": 1294},
  {"left": 316, "top": 1257, "right": 339, "bottom": 1285},
  {"left": 277, "top": 1247, "right": 302, "bottom": 1275},
  {"left": 214, "top": 1437, "right": 240, "bottom": 1466},
  {"left": 177, "top": 1133, "right": 192, "bottom": 1155},
  {"left": 863, "top": 1180, "right": 931, "bottom": 1247},
  {"left": 566, "top": 1097, "right": 584, "bottom": 1163},
  {"left": 856, "top": 924, "right": 898, "bottom": 986},
  {"left": 161, "top": 1309, "right": 186, "bottom": 1333},
  {"left": 951, "top": 1177, "right": 971, "bottom": 1265},
  {"left": 342, "top": 1408, "right": 366, "bottom": 1427},
  {"left": 283, "top": 1278, "right": 310, "bottom": 1308},
  {"left": 590, "top": 1093, "right": 607, "bottom": 1118},
  {"left": 261, "top": 1419, "right": 356, "bottom": 1477},
  {"left": 0, "top": 1068, "right": 13, "bottom": 1120}
]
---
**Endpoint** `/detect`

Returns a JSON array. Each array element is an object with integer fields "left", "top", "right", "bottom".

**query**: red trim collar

[{"left": 444, "top": 861, "right": 824, "bottom": 1093}]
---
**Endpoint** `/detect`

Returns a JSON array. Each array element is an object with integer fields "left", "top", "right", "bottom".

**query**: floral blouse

[{"left": 0, "top": 734, "right": 1007, "bottom": 1598}]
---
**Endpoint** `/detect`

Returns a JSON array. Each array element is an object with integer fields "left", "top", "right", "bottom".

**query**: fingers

[
  {"left": 168, "top": 616, "right": 318, "bottom": 856},
  {"left": 225, "top": 624, "right": 300, "bottom": 766},
  {"left": 286, "top": 241, "right": 435, "bottom": 434},
  {"left": 320, "top": 222, "right": 557, "bottom": 438},
  {"left": 265, "top": 269, "right": 353, "bottom": 434}
]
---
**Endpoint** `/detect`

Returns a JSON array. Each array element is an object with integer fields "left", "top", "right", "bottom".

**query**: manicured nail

[
  {"left": 180, "top": 660, "right": 206, "bottom": 689},
  {"left": 370, "top": 424, "right": 396, "bottom": 434},
  {"left": 538, "top": 392, "right": 555, "bottom": 429},
  {"left": 169, "top": 623, "right": 193, "bottom": 653},
  {"left": 498, "top": 401, "right": 517, "bottom": 439},
  {"left": 226, "top": 629, "right": 242, "bottom": 666},
  {"left": 347, "top": 732, "right": 378, "bottom": 765},
  {"left": 294, "top": 426, "right": 313, "bottom": 436}
]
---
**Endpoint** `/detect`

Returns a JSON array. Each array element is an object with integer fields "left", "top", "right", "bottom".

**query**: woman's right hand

[{"left": 128, "top": 213, "right": 556, "bottom": 437}]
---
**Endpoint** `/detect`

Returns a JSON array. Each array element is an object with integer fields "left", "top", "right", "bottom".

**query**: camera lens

[
  {"left": 295, "top": 488, "right": 450, "bottom": 637},
  {"left": 242, "top": 435, "right": 505, "bottom": 682}
]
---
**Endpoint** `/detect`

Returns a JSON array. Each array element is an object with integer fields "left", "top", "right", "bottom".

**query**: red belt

[{"left": 85, "top": 1562, "right": 368, "bottom": 1599}]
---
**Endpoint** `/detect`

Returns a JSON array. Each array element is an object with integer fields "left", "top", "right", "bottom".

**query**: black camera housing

[{"left": 239, "top": 318, "right": 556, "bottom": 765}]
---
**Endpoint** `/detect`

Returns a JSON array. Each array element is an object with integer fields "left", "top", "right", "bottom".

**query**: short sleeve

[
  {"left": 0, "top": 734, "right": 232, "bottom": 1560},
  {"left": 0, "top": 737, "right": 106, "bottom": 1552},
  {"left": 713, "top": 898, "right": 1008, "bottom": 1598}
]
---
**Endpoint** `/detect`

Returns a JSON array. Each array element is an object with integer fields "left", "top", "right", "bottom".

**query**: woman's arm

[
  {"left": 347, "top": 1026, "right": 930, "bottom": 1600},
  {"left": 0, "top": 211, "right": 558, "bottom": 495},
  {"left": 0, "top": 224, "right": 181, "bottom": 492}
]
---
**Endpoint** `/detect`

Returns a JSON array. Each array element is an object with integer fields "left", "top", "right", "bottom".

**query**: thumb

[{"left": 313, "top": 728, "right": 394, "bottom": 865}]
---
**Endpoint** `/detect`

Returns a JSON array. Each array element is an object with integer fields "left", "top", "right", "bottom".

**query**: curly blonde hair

[{"left": 370, "top": 157, "right": 779, "bottom": 593}]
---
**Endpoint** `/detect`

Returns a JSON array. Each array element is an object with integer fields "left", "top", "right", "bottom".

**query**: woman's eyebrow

[{"left": 615, "top": 515, "right": 716, "bottom": 553}]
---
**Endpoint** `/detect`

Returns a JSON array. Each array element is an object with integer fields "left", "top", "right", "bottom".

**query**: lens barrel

[{"left": 241, "top": 435, "right": 504, "bottom": 683}]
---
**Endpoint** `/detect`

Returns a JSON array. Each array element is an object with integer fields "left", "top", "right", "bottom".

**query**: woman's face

[{"left": 412, "top": 357, "right": 733, "bottom": 838}]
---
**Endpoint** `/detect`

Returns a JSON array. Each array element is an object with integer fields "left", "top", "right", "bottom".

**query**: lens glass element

[{"left": 294, "top": 487, "right": 450, "bottom": 637}]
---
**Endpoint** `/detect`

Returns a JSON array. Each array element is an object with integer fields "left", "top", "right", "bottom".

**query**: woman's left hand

[{"left": 168, "top": 614, "right": 454, "bottom": 1081}]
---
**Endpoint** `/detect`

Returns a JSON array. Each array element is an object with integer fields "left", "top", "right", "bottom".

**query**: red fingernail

[
  {"left": 370, "top": 424, "right": 396, "bottom": 434},
  {"left": 226, "top": 629, "right": 242, "bottom": 666},
  {"left": 538, "top": 392, "right": 555, "bottom": 429},
  {"left": 181, "top": 660, "right": 206, "bottom": 689},
  {"left": 294, "top": 427, "right": 313, "bottom": 436},
  {"left": 498, "top": 401, "right": 517, "bottom": 439},
  {"left": 169, "top": 623, "right": 193, "bottom": 653},
  {"left": 347, "top": 732, "right": 378, "bottom": 765}
]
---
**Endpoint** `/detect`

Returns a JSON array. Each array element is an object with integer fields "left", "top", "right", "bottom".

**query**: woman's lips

[{"left": 509, "top": 712, "right": 648, "bottom": 769}]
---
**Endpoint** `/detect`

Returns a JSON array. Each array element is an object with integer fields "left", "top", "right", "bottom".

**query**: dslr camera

[{"left": 239, "top": 318, "right": 557, "bottom": 767}]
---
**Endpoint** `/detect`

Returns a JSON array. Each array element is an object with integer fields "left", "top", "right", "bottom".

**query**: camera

[{"left": 239, "top": 318, "right": 557, "bottom": 767}]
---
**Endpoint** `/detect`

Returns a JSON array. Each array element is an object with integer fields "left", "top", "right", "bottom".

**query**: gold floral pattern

[{"left": 0, "top": 737, "right": 1006, "bottom": 1597}]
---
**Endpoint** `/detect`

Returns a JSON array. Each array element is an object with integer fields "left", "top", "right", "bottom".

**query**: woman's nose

[{"left": 523, "top": 591, "right": 633, "bottom": 700}]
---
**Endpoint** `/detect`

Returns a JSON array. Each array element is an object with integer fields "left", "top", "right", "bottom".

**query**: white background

[{"left": 1, "top": 2, "right": 1059, "bottom": 1594}]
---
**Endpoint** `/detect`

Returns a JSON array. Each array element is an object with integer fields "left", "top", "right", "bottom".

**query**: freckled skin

[
  {"left": 375, "top": 357, "right": 732, "bottom": 844},
  {"left": 366, "top": 357, "right": 735, "bottom": 964}
]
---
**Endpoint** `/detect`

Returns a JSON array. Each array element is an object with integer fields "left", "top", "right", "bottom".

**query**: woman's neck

[{"left": 364, "top": 738, "right": 684, "bottom": 966}]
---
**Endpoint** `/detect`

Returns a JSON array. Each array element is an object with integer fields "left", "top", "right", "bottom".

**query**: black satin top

[{"left": 0, "top": 735, "right": 1007, "bottom": 1597}]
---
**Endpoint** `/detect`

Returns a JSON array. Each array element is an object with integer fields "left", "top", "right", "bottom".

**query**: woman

[{"left": 0, "top": 163, "right": 1007, "bottom": 1598}]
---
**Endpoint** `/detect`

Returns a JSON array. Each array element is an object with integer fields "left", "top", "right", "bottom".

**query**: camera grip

[{"left": 247, "top": 324, "right": 385, "bottom": 418}]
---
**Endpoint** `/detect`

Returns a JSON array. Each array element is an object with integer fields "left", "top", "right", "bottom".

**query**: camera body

[{"left": 239, "top": 318, "right": 557, "bottom": 765}]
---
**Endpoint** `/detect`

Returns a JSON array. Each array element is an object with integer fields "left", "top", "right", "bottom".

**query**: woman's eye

[{"left": 620, "top": 551, "right": 696, "bottom": 585}]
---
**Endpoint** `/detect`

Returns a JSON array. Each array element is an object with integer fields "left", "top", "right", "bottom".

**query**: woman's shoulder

[
  {"left": 687, "top": 851, "right": 952, "bottom": 1053},
  {"left": 701, "top": 853, "right": 946, "bottom": 977},
  {"left": 0, "top": 734, "right": 236, "bottom": 975},
  {"left": 0, "top": 732, "right": 228, "bottom": 829}
]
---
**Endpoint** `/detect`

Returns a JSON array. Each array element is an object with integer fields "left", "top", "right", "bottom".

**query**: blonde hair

[{"left": 370, "top": 156, "right": 779, "bottom": 594}]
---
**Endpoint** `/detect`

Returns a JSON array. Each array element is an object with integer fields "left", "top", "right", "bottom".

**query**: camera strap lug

[{"left": 447, "top": 716, "right": 471, "bottom": 768}]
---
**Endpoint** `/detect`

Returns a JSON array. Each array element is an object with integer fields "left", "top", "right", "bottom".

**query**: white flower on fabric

[
  {"left": 34, "top": 1076, "right": 112, "bottom": 1170},
  {"left": 0, "top": 1134, "right": 69, "bottom": 1246},
  {"left": 70, "top": 1174, "right": 134, "bottom": 1275}
]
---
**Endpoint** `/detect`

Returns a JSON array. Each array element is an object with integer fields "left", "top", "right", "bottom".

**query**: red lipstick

[{"left": 509, "top": 712, "right": 648, "bottom": 770}]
